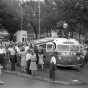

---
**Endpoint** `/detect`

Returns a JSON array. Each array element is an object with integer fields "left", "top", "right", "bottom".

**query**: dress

[
  {"left": 38, "top": 54, "right": 44, "bottom": 65},
  {"left": 30, "top": 54, "right": 37, "bottom": 71},
  {"left": 20, "top": 51, "right": 26, "bottom": 67}
]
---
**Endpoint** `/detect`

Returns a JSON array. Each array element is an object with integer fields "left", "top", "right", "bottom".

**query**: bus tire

[
  {"left": 77, "top": 67, "right": 81, "bottom": 72},
  {"left": 80, "top": 59, "right": 87, "bottom": 68},
  {"left": 74, "top": 66, "right": 81, "bottom": 72}
]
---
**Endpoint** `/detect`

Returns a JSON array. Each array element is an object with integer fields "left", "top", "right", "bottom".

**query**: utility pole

[{"left": 38, "top": 0, "right": 40, "bottom": 38}]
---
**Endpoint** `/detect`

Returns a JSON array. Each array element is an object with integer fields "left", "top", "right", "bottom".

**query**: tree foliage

[
  {"left": 0, "top": 0, "right": 88, "bottom": 39},
  {"left": 0, "top": 0, "right": 21, "bottom": 34}
]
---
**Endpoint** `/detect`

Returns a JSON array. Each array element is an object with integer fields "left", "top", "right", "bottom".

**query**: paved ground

[
  {"left": 0, "top": 63, "right": 88, "bottom": 88},
  {"left": 4, "top": 63, "right": 88, "bottom": 85},
  {"left": 0, "top": 72, "right": 88, "bottom": 88}
]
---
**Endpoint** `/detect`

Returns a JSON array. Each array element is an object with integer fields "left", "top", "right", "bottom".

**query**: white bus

[{"left": 34, "top": 38, "right": 85, "bottom": 70}]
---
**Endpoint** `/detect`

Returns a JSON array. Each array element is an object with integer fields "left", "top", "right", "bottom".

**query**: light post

[
  {"left": 79, "top": 23, "right": 81, "bottom": 43},
  {"left": 38, "top": 0, "right": 40, "bottom": 38}
]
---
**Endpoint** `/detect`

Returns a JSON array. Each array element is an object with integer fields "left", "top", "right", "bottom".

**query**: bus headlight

[
  {"left": 59, "top": 56, "right": 62, "bottom": 60},
  {"left": 80, "top": 55, "right": 85, "bottom": 58},
  {"left": 77, "top": 57, "right": 80, "bottom": 60}
]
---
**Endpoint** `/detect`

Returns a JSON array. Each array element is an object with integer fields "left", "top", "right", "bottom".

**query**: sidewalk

[{"left": 3, "top": 63, "right": 88, "bottom": 85}]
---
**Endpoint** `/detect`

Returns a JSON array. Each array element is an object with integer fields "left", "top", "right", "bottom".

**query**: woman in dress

[
  {"left": 38, "top": 53, "right": 44, "bottom": 71},
  {"left": 20, "top": 47, "right": 26, "bottom": 72},
  {"left": 30, "top": 50, "right": 37, "bottom": 76}
]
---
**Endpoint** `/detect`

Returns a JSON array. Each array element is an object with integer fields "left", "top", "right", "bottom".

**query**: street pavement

[
  {"left": 3, "top": 63, "right": 88, "bottom": 85},
  {"left": 0, "top": 71, "right": 88, "bottom": 88}
]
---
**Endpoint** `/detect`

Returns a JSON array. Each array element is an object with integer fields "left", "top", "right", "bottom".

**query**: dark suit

[{"left": 49, "top": 62, "right": 56, "bottom": 81}]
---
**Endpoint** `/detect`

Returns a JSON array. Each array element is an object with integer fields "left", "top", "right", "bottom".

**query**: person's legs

[
  {"left": 28, "top": 60, "right": 31, "bottom": 74},
  {"left": 82, "top": 58, "right": 87, "bottom": 67},
  {"left": 2, "top": 54, "right": 5, "bottom": 69},
  {"left": 11, "top": 63, "right": 13, "bottom": 71},
  {"left": 10, "top": 56, "right": 14, "bottom": 71},
  {"left": 41, "top": 64, "right": 43, "bottom": 71},
  {"left": 23, "top": 66, "right": 26, "bottom": 72},
  {"left": 32, "top": 70, "right": 37, "bottom": 76},
  {"left": 31, "top": 70, "right": 34, "bottom": 76},
  {"left": 13, "top": 63, "right": 16, "bottom": 71},
  {"left": 85, "top": 57, "right": 88, "bottom": 64},
  {"left": 21, "top": 66, "right": 24, "bottom": 72},
  {"left": 52, "top": 70, "right": 55, "bottom": 81},
  {"left": 26, "top": 60, "right": 31, "bottom": 74},
  {"left": 0, "top": 55, "right": 4, "bottom": 68},
  {"left": 19, "top": 55, "right": 21, "bottom": 67},
  {"left": 3, "top": 55, "right": 7, "bottom": 70},
  {"left": 10, "top": 56, "right": 13, "bottom": 71},
  {"left": 0, "top": 64, "right": 2, "bottom": 75},
  {"left": 26, "top": 61, "right": 29, "bottom": 73},
  {"left": 49, "top": 64, "right": 55, "bottom": 81},
  {"left": 12, "top": 63, "right": 15, "bottom": 71},
  {"left": 49, "top": 69, "right": 53, "bottom": 80}
]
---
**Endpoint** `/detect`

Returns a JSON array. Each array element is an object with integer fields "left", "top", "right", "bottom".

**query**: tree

[
  {"left": 1, "top": 0, "right": 88, "bottom": 40},
  {"left": 22, "top": 0, "right": 67, "bottom": 38},
  {"left": 44, "top": 0, "right": 88, "bottom": 34},
  {"left": 0, "top": 0, "right": 21, "bottom": 35}
]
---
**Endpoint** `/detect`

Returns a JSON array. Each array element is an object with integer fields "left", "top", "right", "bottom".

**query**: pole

[
  {"left": 38, "top": 0, "right": 40, "bottom": 38},
  {"left": 21, "top": 0, "right": 24, "bottom": 31},
  {"left": 79, "top": 23, "right": 81, "bottom": 43}
]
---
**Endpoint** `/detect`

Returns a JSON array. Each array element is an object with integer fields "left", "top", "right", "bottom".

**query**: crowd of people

[
  {"left": 0, "top": 40, "right": 88, "bottom": 81},
  {"left": 0, "top": 41, "right": 47, "bottom": 76}
]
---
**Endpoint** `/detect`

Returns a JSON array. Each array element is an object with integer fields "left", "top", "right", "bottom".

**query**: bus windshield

[
  {"left": 57, "top": 45, "right": 80, "bottom": 52},
  {"left": 70, "top": 45, "right": 80, "bottom": 52}
]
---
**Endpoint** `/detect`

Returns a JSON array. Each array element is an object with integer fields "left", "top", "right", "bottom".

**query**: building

[{"left": 14, "top": 30, "right": 27, "bottom": 42}]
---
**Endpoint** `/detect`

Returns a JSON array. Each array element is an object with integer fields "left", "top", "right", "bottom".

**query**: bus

[{"left": 34, "top": 38, "right": 85, "bottom": 70}]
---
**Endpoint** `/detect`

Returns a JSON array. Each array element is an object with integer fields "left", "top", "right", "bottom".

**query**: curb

[{"left": 3, "top": 70, "right": 88, "bottom": 86}]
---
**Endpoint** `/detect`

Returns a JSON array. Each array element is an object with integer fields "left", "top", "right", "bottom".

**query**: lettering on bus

[{"left": 63, "top": 42, "right": 74, "bottom": 44}]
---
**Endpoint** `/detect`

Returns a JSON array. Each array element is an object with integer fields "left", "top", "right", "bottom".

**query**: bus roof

[
  {"left": 32, "top": 37, "right": 80, "bottom": 46},
  {"left": 53, "top": 38, "right": 80, "bottom": 45}
]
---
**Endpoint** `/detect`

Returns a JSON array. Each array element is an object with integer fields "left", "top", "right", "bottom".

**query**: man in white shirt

[
  {"left": 15, "top": 45, "right": 21, "bottom": 67},
  {"left": 49, "top": 54, "right": 56, "bottom": 81},
  {"left": 50, "top": 56, "right": 56, "bottom": 65},
  {"left": 8, "top": 45, "right": 17, "bottom": 71},
  {"left": 26, "top": 50, "right": 32, "bottom": 74}
]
